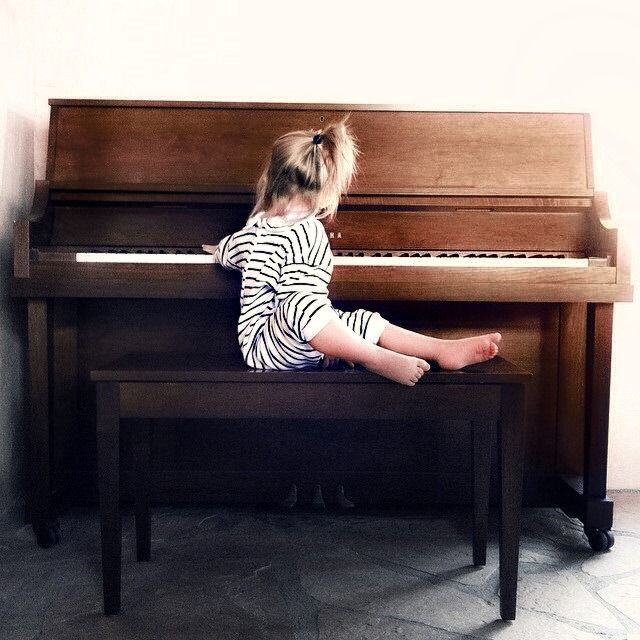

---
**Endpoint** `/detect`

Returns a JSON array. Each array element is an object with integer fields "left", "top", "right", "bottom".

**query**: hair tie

[{"left": 312, "top": 133, "right": 324, "bottom": 145}]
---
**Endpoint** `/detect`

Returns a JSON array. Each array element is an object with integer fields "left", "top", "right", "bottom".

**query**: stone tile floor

[{"left": 1, "top": 491, "right": 639, "bottom": 639}]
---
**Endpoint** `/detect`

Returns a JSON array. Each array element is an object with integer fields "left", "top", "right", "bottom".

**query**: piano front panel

[
  {"left": 49, "top": 204, "right": 589, "bottom": 252},
  {"left": 50, "top": 202, "right": 250, "bottom": 247},
  {"left": 326, "top": 207, "right": 589, "bottom": 253},
  {"left": 64, "top": 297, "right": 559, "bottom": 505}
]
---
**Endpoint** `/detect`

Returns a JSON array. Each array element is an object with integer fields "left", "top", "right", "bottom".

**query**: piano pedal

[
  {"left": 335, "top": 484, "right": 355, "bottom": 510},
  {"left": 311, "top": 484, "right": 326, "bottom": 510}
]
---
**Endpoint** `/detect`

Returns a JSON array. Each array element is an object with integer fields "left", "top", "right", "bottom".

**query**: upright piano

[{"left": 11, "top": 100, "right": 632, "bottom": 548}]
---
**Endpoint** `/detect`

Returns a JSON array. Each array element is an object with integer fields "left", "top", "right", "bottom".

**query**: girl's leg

[
  {"left": 377, "top": 324, "right": 502, "bottom": 370},
  {"left": 309, "top": 317, "right": 429, "bottom": 386}
]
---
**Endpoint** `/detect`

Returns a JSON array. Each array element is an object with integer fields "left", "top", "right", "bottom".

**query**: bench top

[{"left": 90, "top": 353, "right": 531, "bottom": 385}]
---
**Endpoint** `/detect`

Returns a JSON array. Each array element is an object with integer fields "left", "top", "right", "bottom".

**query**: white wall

[
  {"left": 8, "top": 0, "right": 640, "bottom": 490},
  {"left": 0, "top": 0, "right": 35, "bottom": 516}
]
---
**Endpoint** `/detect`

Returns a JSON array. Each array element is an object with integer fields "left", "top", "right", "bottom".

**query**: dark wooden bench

[{"left": 91, "top": 353, "right": 530, "bottom": 620}]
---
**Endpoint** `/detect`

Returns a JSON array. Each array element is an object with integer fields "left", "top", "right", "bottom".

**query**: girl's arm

[
  {"left": 203, "top": 237, "right": 241, "bottom": 271},
  {"left": 202, "top": 244, "right": 219, "bottom": 262}
]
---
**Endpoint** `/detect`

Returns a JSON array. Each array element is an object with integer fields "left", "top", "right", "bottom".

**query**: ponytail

[{"left": 251, "top": 115, "right": 359, "bottom": 221}]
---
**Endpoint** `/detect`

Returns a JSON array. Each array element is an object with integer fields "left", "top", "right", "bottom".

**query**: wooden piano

[{"left": 11, "top": 100, "right": 632, "bottom": 549}]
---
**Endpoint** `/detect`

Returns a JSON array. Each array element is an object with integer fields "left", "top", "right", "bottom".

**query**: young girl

[{"left": 203, "top": 118, "right": 501, "bottom": 386}]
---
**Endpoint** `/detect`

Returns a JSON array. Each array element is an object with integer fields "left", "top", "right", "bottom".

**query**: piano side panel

[
  {"left": 49, "top": 104, "right": 592, "bottom": 196},
  {"left": 13, "top": 219, "right": 30, "bottom": 278},
  {"left": 62, "top": 298, "right": 560, "bottom": 507}
]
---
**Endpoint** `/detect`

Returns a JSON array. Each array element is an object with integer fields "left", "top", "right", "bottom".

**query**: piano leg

[
  {"left": 583, "top": 303, "right": 615, "bottom": 551},
  {"left": 52, "top": 299, "right": 78, "bottom": 516},
  {"left": 27, "top": 298, "right": 60, "bottom": 548},
  {"left": 557, "top": 302, "right": 614, "bottom": 551}
]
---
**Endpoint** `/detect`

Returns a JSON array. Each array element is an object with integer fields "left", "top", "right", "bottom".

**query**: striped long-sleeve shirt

[{"left": 214, "top": 213, "right": 334, "bottom": 365}]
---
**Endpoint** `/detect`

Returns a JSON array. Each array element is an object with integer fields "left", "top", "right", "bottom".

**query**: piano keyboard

[{"left": 70, "top": 248, "right": 591, "bottom": 268}]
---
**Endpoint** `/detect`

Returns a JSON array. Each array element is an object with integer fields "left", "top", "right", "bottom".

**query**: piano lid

[{"left": 47, "top": 100, "right": 593, "bottom": 198}]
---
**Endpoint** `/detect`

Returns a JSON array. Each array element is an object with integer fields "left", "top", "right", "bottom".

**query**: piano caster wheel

[
  {"left": 586, "top": 527, "right": 614, "bottom": 552},
  {"left": 33, "top": 519, "right": 62, "bottom": 548}
]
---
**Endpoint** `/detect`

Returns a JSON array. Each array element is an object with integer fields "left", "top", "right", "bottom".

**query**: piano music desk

[{"left": 91, "top": 354, "right": 531, "bottom": 620}]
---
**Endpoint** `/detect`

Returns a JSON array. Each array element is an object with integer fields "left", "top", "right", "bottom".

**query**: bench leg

[
  {"left": 498, "top": 383, "right": 526, "bottom": 621},
  {"left": 472, "top": 420, "right": 494, "bottom": 566},
  {"left": 96, "top": 382, "right": 121, "bottom": 615},
  {"left": 134, "top": 419, "right": 152, "bottom": 562}
]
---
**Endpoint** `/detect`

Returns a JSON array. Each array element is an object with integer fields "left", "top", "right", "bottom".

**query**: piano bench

[{"left": 91, "top": 353, "right": 530, "bottom": 620}]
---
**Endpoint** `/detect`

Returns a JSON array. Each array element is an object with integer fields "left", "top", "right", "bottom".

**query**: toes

[
  {"left": 492, "top": 332, "right": 502, "bottom": 344},
  {"left": 410, "top": 366, "right": 426, "bottom": 385},
  {"left": 417, "top": 359, "right": 430, "bottom": 371}
]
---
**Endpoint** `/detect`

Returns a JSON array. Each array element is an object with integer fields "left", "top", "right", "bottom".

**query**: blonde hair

[{"left": 251, "top": 116, "right": 359, "bottom": 221}]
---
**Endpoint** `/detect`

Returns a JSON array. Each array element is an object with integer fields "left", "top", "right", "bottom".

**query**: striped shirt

[{"left": 214, "top": 213, "right": 334, "bottom": 366}]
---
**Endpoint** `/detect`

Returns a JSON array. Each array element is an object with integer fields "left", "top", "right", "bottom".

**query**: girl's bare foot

[
  {"left": 365, "top": 348, "right": 430, "bottom": 386},
  {"left": 435, "top": 333, "right": 502, "bottom": 370}
]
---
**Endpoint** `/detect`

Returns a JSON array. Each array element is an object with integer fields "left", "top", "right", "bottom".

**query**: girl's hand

[
  {"left": 202, "top": 244, "right": 218, "bottom": 254},
  {"left": 321, "top": 356, "right": 355, "bottom": 370}
]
